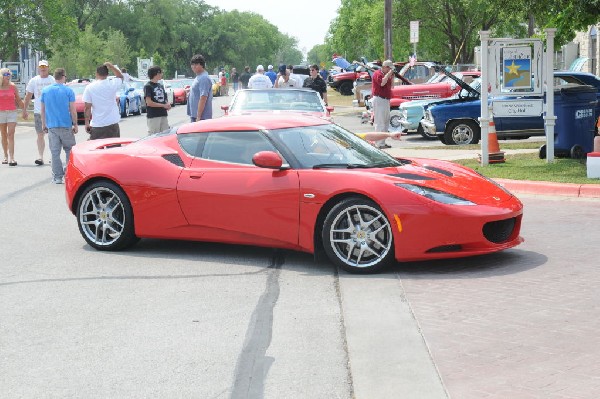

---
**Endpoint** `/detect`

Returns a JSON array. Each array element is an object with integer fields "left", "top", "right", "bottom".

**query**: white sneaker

[{"left": 52, "top": 178, "right": 64, "bottom": 184}]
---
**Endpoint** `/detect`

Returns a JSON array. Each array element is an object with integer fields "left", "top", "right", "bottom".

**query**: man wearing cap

[
  {"left": 23, "top": 60, "right": 55, "bottom": 165},
  {"left": 248, "top": 65, "right": 273, "bottom": 89},
  {"left": 265, "top": 65, "right": 277, "bottom": 85},
  {"left": 371, "top": 59, "right": 395, "bottom": 148}
]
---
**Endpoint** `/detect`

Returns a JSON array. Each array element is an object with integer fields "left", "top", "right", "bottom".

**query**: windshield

[
  {"left": 269, "top": 124, "right": 402, "bottom": 169},
  {"left": 167, "top": 80, "right": 186, "bottom": 89},
  {"left": 69, "top": 84, "right": 88, "bottom": 94},
  {"left": 459, "top": 78, "right": 481, "bottom": 98},
  {"left": 231, "top": 90, "right": 325, "bottom": 113}
]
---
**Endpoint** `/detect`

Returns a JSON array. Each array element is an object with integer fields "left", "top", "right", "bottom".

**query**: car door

[{"left": 176, "top": 130, "right": 301, "bottom": 247}]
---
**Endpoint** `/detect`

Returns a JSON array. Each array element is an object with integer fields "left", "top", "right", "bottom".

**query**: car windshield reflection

[
  {"left": 269, "top": 124, "right": 401, "bottom": 169},
  {"left": 231, "top": 89, "right": 325, "bottom": 113}
]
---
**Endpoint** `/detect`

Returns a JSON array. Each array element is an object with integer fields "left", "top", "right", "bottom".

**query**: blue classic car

[
  {"left": 399, "top": 77, "right": 481, "bottom": 139},
  {"left": 420, "top": 71, "right": 600, "bottom": 146},
  {"left": 117, "top": 82, "right": 144, "bottom": 117}
]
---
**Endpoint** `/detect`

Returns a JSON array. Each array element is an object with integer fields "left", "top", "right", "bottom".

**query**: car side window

[{"left": 201, "top": 131, "right": 279, "bottom": 165}]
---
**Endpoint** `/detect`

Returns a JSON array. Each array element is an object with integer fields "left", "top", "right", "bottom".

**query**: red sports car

[
  {"left": 67, "top": 82, "right": 90, "bottom": 124},
  {"left": 65, "top": 114, "right": 523, "bottom": 273},
  {"left": 165, "top": 79, "right": 188, "bottom": 104}
]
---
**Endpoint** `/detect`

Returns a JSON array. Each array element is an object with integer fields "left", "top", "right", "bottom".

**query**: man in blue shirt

[
  {"left": 40, "top": 68, "right": 78, "bottom": 184},
  {"left": 265, "top": 65, "right": 277, "bottom": 85},
  {"left": 186, "top": 54, "right": 213, "bottom": 122}
]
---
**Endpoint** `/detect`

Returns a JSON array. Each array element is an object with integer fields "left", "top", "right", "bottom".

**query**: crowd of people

[{"left": 3, "top": 55, "right": 376, "bottom": 183}]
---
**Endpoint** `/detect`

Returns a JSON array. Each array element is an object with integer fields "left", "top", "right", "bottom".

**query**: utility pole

[{"left": 384, "top": 0, "right": 393, "bottom": 60}]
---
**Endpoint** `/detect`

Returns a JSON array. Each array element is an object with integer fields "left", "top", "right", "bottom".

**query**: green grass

[
  {"left": 415, "top": 140, "right": 545, "bottom": 150},
  {"left": 454, "top": 152, "right": 598, "bottom": 184}
]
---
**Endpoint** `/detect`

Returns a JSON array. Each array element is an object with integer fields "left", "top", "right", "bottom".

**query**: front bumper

[{"left": 420, "top": 120, "right": 438, "bottom": 137}]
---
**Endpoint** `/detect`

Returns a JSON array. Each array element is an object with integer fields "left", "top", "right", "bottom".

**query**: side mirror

[
  {"left": 252, "top": 151, "right": 284, "bottom": 169},
  {"left": 220, "top": 105, "right": 229, "bottom": 115},
  {"left": 128, "top": 87, "right": 135, "bottom": 93},
  {"left": 326, "top": 106, "right": 334, "bottom": 114}
]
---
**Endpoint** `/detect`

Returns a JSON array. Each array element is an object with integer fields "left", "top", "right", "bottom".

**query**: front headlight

[{"left": 395, "top": 183, "right": 475, "bottom": 205}]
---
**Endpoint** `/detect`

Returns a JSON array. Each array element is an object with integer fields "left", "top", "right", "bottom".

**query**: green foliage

[
  {"left": 455, "top": 153, "right": 595, "bottom": 184},
  {"left": 0, "top": 0, "right": 77, "bottom": 60}
]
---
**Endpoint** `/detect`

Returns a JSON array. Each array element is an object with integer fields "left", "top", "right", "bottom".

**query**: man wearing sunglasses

[{"left": 23, "top": 60, "right": 55, "bottom": 165}]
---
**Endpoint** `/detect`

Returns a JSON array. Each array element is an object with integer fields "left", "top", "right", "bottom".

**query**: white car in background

[{"left": 159, "top": 79, "right": 176, "bottom": 106}]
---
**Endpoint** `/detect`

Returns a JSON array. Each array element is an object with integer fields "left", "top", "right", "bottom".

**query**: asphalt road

[{"left": 2, "top": 95, "right": 600, "bottom": 398}]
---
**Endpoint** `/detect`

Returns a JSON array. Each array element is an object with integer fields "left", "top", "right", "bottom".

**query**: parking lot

[{"left": 2, "top": 96, "right": 600, "bottom": 398}]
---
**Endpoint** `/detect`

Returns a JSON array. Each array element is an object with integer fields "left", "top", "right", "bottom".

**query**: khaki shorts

[
  {"left": 0, "top": 110, "right": 17, "bottom": 124},
  {"left": 34, "top": 113, "right": 43, "bottom": 133},
  {"left": 147, "top": 116, "right": 169, "bottom": 134}
]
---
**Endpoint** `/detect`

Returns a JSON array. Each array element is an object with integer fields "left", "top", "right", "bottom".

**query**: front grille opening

[
  {"left": 483, "top": 217, "right": 516, "bottom": 243},
  {"left": 426, "top": 244, "right": 462, "bottom": 253},
  {"left": 100, "top": 143, "right": 122, "bottom": 149}
]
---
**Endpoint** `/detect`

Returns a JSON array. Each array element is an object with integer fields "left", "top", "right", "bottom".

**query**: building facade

[{"left": 572, "top": 24, "right": 599, "bottom": 76}]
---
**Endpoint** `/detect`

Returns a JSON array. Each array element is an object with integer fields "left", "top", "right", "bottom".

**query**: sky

[{"left": 202, "top": 0, "right": 341, "bottom": 54}]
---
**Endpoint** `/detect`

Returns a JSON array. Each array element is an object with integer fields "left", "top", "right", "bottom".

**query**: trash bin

[{"left": 553, "top": 84, "right": 598, "bottom": 158}]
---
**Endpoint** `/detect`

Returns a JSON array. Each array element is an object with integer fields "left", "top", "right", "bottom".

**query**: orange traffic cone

[{"left": 479, "top": 119, "right": 505, "bottom": 163}]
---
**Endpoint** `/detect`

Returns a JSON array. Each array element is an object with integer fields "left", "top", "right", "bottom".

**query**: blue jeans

[
  {"left": 48, "top": 127, "right": 76, "bottom": 179},
  {"left": 190, "top": 117, "right": 197, "bottom": 122}
]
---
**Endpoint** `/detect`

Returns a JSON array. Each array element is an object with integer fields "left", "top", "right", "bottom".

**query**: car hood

[
  {"left": 437, "top": 67, "right": 480, "bottom": 96},
  {"left": 371, "top": 158, "right": 514, "bottom": 205}
]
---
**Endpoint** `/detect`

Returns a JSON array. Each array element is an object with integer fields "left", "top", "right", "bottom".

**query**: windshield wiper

[{"left": 313, "top": 163, "right": 368, "bottom": 169}]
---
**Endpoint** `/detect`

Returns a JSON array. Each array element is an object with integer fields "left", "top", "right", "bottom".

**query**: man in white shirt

[
  {"left": 83, "top": 62, "right": 124, "bottom": 139},
  {"left": 23, "top": 60, "right": 55, "bottom": 165},
  {"left": 248, "top": 65, "right": 273, "bottom": 89}
]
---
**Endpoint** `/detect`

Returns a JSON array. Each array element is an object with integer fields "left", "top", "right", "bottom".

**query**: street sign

[
  {"left": 137, "top": 58, "right": 153, "bottom": 80},
  {"left": 492, "top": 99, "right": 543, "bottom": 117},
  {"left": 410, "top": 21, "right": 419, "bottom": 44}
]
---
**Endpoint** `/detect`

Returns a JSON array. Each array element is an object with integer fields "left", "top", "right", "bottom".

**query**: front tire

[
  {"left": 322, "top": 197, "right": 394, "bottom": 273},
  {"left": 444, "top": 119, "right": 480, "bottom": 145},
  {"left": 76, "top": 181, "right": 138, "bottom": 251},
  {"left": 121, "top": 100, "right": 129, "bottom": 117},
  {"left": 339, "top": 81, "right": 353, "bottom": 96}
]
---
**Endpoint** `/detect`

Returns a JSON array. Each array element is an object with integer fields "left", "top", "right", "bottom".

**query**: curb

[{"left": 494, "top": 178, "right": 600, "bottom": 198}]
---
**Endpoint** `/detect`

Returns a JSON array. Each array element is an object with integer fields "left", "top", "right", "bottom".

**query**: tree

[{"left": 0, "top": 0, "right": 77, "bottom": 61}]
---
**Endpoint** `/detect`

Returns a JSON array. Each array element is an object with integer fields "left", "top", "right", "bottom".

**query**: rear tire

[
  {"left": 76, "top": 181, "right": 138, "bottom": 251},
  {"left": 121, "top": 100, "right": 129, "bottom": 118}
]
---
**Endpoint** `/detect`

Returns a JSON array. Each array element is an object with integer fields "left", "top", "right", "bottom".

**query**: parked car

[
  {"left": 64, "top": 114, "right": 523, "bottom": 273},
  {"left": 117, "top": 83, "right": 143, "bottom": 117},
  {"left": 398, "top": 76, "right": 482, "bottom": 138},
  {"left": 221, "top": 88, "right": 333, "bottom": 120},
  {"left": 67, "top": 82, "right": 90, "bottom": 124},
  {"left": 165, "top": 79, "right": 188, "bottom": 104},
  {"left": 420, "top": 71, "right": 600, "bottom": 145},
  {"left": 329, "top": 62, "right": 370, "bottom": 96},
  {"left": 208, "top": 75, "right": 221, "bottom": 97},
  {"left": 129, "top": 80, "right": 147, "bottom": 113},
  {"left": 159, "top": 79, "right": 175, "bottom": 106}
]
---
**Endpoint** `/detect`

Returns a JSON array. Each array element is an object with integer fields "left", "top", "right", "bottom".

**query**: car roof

[{"left": 176, "top": 114, "right": 330, "bottom": 134}]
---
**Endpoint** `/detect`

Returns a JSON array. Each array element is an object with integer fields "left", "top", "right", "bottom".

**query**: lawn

[{"left": 453, "top": 152, "right": 598, "bottom": 184}]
